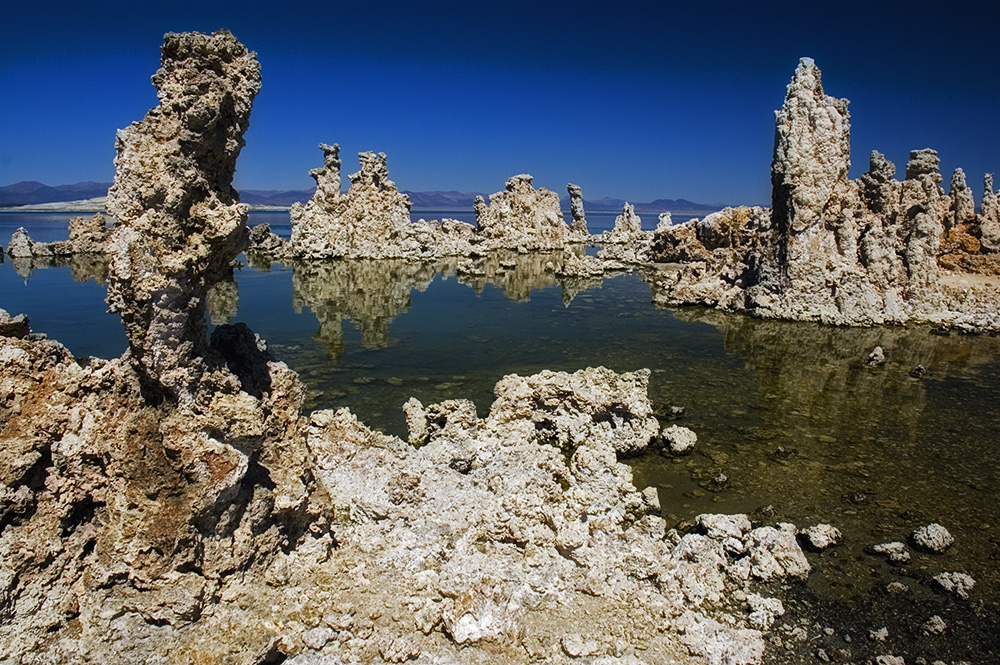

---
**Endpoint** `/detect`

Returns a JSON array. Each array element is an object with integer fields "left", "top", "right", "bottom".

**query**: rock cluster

[
  {"left": 646, "top": 57, "right": 1000, "bottom": 331},
  {"left": 0, "top": 31, "right": 329, "bottom": 663},
  {"left": 5, "top": 214, "right": 111, "bottom": 258},
  {"left": 474, "top": 174, "right": 588, "bottom": 250},
  {"left": 285, "top": 145, "right": 478, "bottom": 258}
]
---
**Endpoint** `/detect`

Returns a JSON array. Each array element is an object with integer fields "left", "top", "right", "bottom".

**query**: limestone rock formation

[
  {"left": 483, "top": 366, "right": 660, "bottom": 457},
  {"left": 0, "top": 31, "right": 328, "bottom": 664},
  {"left": 980, "top": 173, "right": 1000, "bottom": 252},
  {"left": 567, "top": 182, "right": 589, "bottom": 234},
  {"left": 285, "top": 144, "right": 479, "bottom": 259},
  {"left": 645, "top": 57, "right": 1000, "bottom": 332},
  {"left": 607, "top": 202, "right": 644, "bottom": 240},
  {"left": 105, "top": 29, "right": 262, "bottom": 400},
  {"left": 474, "top": 174, "right": 586, "bottom": 250},
  {"left": 5, "top": 214, "right": 110, "bottom": 259}
]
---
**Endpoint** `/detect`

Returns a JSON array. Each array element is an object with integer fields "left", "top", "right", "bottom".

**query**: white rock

[
  {"left": 912, "top": 523, "right": 953, "bottom": 553},
  {"left": 662, "top": 424, "right": 697, "bottom": 454},
  {"left": 869, "top": 541, "right": 911, "bottom": 564},
  {"left": 922, "top": 615, "right": 946, "bottom": 635},
  {"left": 799, "top": 524, "right": 841, "bottom": 550},
  {"left": 301, "top": 626, "right": 334, "bottom": 650},
  {"left": 933, "top": 571, "right": 975, "bottom": 599}
]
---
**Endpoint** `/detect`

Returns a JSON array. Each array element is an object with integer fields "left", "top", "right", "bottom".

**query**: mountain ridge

[{"left": 0, "top": 181, "right": 730, "bottom": 214}]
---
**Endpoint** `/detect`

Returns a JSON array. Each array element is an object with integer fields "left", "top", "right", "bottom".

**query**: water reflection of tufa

[
  {"left": 673, "top": 307, "right": 1000, "bottom": 454},
  {"left": 290, "top": 258, "right": 446, "bottom": 360},
  {"left": 288, "top": 253, "right": 624, "bottom": 360},
  {"left": 8, "top": 253, "right": 110, "bottom": 284},
  {"left": 455, "top": 248, "right": 613, "bottom": 305}
]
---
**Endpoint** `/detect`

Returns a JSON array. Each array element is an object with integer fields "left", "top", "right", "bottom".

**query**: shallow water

[{"left": 2, "top": 211, "right": 999, "bottom": 662}]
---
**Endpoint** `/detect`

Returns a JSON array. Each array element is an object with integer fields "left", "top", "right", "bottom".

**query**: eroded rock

[
  {"left": 643, "top": 58, "right": 1000, "bottom": 332},
  {"left": 911, "top": 523, "right": 954, "bottom": 553},
  {"left": 475, "top": 174, "right": 586, "bottom": 250}
]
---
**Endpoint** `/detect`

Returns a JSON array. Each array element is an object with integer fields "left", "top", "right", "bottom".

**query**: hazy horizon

[{"left": 2, "top": 1, "right": 997, "bottom": 206}]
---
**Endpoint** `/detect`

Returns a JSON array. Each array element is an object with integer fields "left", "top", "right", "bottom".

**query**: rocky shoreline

[
  {"left": 1, "top": 29, "right": 995, "bottom": 665},
  {"left": 0, "top": 31, "right": 831, "bottom": 665}
]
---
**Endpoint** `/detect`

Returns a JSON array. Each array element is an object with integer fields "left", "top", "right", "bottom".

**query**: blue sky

[{"left": 1, "top": 0, "right": 997, "bottom": 205}]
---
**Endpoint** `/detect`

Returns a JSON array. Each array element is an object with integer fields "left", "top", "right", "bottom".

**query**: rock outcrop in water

[
  {"left": 6, "top": 214, "right": 111, "bottom": 259},
  {"left": 567, "top": 182, "right": 589, "bottom": 235},
  {"left": 646, "top": 57, "right": 1000, "bottom": 331},
  {"left": 284, "top": 144, "right": 477, "bottom": 259},
  {"left": 474, "top": 174, "right": 588, "bottom": 250}
]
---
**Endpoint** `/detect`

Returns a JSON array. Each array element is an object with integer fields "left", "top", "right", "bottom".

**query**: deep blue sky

[{"left": 1, "top": 1, "right": 997, "bottom": 205}]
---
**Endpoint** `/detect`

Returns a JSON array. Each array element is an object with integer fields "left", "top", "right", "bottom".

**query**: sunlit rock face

[
  {"left": 567, "top": 182, "right": 589, "bottom": 235},
  {"left": 286, "top": 145, "right": 479, "bottom": 259},
  {"left": 474, "top": 174, "right": 587, "bottom": 250},
  {"left": 647, "top": 57, "right": 1000, "bottom": 331},
  {"left": 0, "top": 32, "right": 329, "bottom": 664},
  {"left": 5, "top": 214, "right": 110, "bottom": 259},
  {"left": 105, "top": 29, "right": 261, "bottom": 401},
  {"left": 289, "top": 145, "right": 425, "bottom": 258}
]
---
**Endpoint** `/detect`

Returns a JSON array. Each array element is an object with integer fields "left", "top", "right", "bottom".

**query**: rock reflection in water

[
  {"left": 290, "top": 251, "right": 613, "bottom": 360},
  {"left": 8, "top": 253, "right": 109, "bottom": 284},
  {"left": 206, "top": 275, "right": 240, "bottom": 325},
  {"left": 290, "top": 258, "right": 447, "bottom": 359}
]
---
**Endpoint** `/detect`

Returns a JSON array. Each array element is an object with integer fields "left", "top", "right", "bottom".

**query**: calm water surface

[{"left": 2, "top": 211, "right": 998, "bottom": 662}]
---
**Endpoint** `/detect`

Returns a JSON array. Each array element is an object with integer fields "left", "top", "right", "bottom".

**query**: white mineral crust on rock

[
  {"left": 474, "top": 174, "right": 587, "bottom": 250},
  {"left": 933, "top": 571, "right": 975, "bottom": 599},
  {"left": 799, "top": 523, "right": 841, "bottom": 550},
  {"left": 870, "top": 541, "right": 911, "bottom": 564},
  {"left": 663, "top": 424, "right": 698, "bottom": 454},
  {"left": 644, "top": 57, "right": 1000, "bottom": 332},
  {"left": 288, "top": 145, "right": 480, "bottom": 259},
  {"left": 911, "top": 523, "right": 954, "bottom": 553}
]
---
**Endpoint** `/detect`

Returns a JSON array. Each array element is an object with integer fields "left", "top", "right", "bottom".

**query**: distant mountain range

[
  {"left": 0, "top": 181, "right": 725, "bottom": 215},
  {"left": 0, "top": 181, "right": 113, "bottom": 207}
]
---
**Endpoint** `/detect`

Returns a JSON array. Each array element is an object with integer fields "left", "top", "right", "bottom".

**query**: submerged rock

[
  {"left": 866, "top": 345, "right": 886, "bottom": 366},
  {"left": 911, "top": 522, "right": 954, "bottom": 553},
  {"left": 799, "top": 524, "right": 842, "bottom": 551},
  {"left": 868, "top": 541, "right": 911, "bottom": 564},
  {"left": 662, "top": 424, "right": 698, "bottom": 454}
]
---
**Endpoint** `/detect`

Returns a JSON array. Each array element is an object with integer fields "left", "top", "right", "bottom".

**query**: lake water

[{"left": 2, "top": 211, "right": 999, "bottom": 662}]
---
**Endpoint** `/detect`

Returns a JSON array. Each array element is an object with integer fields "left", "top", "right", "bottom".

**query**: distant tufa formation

[
  {"left": 647, "top": 57, "right": 1000, "bottom": 331},
  {"left": 269, "top": 149, "right": 592, "bottom": 258},
  {"left": 284, "top": 144, "right": 477, "bottom": 258},
  {"left": 6, "top": 213, "right": 110, "bottom": 258},
  {"left": 473, "top": 174, "right": 588, "bottom": 250}
]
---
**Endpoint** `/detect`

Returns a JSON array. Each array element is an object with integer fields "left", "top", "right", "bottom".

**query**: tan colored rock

[
  {"left": 474, "top": 174, "right": 585, "bottom": 250},
  {"left": 567, "top": 182, "right": 589, "bottom": 234},
  {"left": 980, "top": 173, "right": 1000, "bottom": 252},
  {"left": 105, "top": 29, "right": 261, "bottom": 400},
  {"left": 644, "top": 58, "right": 1000, "bottom": 332},
  {"left": 286, "top": 145, "right": 478, "bottom": 259}
]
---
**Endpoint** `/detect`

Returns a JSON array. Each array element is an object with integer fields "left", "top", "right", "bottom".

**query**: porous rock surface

[
  {"left": 0, "top": 30, "right": 811, "bottom": 665},
  {"left": 6, "top": 214, "right": 111, "bottom": 259},
  {"left": 285, "top": 145, "right": 477, "bottom": 259},
  {"left": 474, "top": 174, "right": 588, "bottom": 250},
  {"left": 646, "top": 57, "right": 1000, "bottom": 331},
  {"left": 911, "top": 523, "right": 954, "bottom": 553}
]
